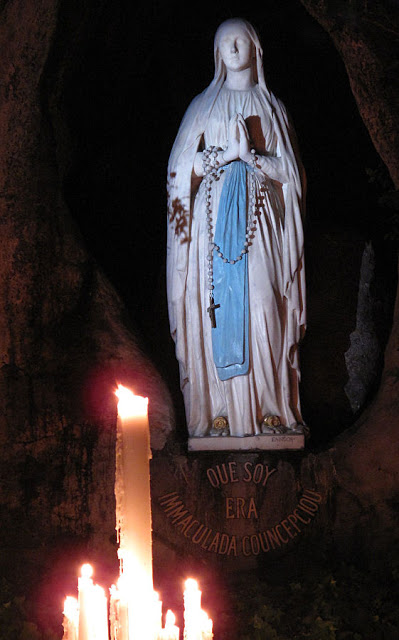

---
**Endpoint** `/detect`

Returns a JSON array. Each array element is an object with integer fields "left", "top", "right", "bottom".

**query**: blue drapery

[{"left": 212, "top": 160, "right": 249, "bottom": 380}]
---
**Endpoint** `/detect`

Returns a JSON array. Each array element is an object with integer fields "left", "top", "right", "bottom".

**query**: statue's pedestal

[{"left": 188, "top": 433, "right": 304, "bottom": 451}]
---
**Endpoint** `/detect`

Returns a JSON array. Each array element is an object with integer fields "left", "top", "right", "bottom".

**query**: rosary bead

[{"left": 204, "top": 145, "right": 260, "bottom": 305}]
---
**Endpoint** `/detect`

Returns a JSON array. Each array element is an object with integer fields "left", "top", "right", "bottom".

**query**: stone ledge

[{"left": 188, "top": 433, "right": 305, "bottom": 451}]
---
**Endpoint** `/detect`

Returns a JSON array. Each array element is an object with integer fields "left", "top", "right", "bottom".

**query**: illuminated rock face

[{"left": 0, "top": 0, "right": 173, "bottom": 568}]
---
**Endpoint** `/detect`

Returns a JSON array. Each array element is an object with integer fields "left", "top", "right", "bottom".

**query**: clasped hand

[{"left": 223, "top": 113, "right": 253, "bottom": 164}]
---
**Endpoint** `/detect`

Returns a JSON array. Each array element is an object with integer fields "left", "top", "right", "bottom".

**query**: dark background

[{"left": 60, "top": 0, "right": 396, "bottom": 445}]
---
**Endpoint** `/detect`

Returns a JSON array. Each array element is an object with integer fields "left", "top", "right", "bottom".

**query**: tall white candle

[{"left": 115, "top": 384, "right": 154, "bottom": 640}]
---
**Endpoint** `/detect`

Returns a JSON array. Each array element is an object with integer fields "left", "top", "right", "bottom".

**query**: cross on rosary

[{"left": 207, "top": 295, "right": 220, "bottom": 328}]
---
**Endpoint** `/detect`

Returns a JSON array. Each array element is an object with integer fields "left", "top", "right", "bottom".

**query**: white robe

[{"left": 167, "top": 84, "right": 306, "bottom": 438}]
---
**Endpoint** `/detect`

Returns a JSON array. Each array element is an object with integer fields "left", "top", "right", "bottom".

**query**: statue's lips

[{"left": 226, "top": 55, "right": 242, "bottom": 65}]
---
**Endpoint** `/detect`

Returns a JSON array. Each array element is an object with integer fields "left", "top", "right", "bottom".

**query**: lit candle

[
  {"left": 62, "top": 596, "right": 78, "bottom": 640},
  {"left": 200, "top": 610, "right": 213, "bottom": 640},
  {"left": 109, "top": 584, "right": 119, "bottom": 640},
  {"left": 78, "top": 564, "right": 94, "bottom": 640},
  {"left": 183, "top": 579, "right": 202, "bottom": 640},
  {"left": 92, "top": 584, "right": 109, "bottom": 640},
  {"left": 115, "top": 384, "right": 154, "bottom": 640},
  {"left": 162, "top": 609, "right": 180, "bottom": 640},
  {"left": 109, "top": 577, "right": 129, "bottom": 640},
  {"left": 77, "top": 564, "right": 109, "bottom": 640}
]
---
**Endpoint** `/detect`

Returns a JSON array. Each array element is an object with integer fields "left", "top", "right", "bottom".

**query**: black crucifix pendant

[{"left": 207, "top": 295, "right": 220, "bottom": 328}]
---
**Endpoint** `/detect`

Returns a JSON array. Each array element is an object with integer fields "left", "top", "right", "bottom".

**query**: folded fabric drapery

[{"left": 212, "top": 160, "right": 249, "bottom": 380}]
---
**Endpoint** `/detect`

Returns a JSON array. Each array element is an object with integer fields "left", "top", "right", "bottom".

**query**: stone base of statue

[{"left": 188, "top": 433, "right": 305, "bottom": 451}]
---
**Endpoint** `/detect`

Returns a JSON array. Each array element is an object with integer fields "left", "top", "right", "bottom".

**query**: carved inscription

[
  {"left": 206, "top": 461, "right": 276, "bottom": 488},
  {"left": 159, "top": 478, "right": 323, "bottom": 557},
  {"left": 225, "top": 497, "right": 258, "bottom": 519},
  {"left": 159, "top": 491, "right": 238, "bottom": 556},
  {"left": 205, "top": 462, "right": 277, "bottom": 521}
]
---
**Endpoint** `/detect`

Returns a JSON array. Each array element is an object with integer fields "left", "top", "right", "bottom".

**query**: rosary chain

[{"left": 202, "top": 146, "right": 260, "bottom": 298}]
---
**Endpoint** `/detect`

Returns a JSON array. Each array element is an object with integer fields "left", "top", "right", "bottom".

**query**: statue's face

[{"left": 217, "top": 23, "right": 254, "bottom": 74}]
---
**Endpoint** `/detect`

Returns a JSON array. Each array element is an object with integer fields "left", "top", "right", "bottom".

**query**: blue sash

[{"left": 212, "top": 160, "right": 249, "bottom": 380}]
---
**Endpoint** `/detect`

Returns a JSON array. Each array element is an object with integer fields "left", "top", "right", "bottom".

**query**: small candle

[
  {"left": 92, "top": 584, "right": 108, "bottom": 640},
  {"left": 119, "top": 577, "right": 130, "bottom": 640},
  {"left": 162, "top": 609, "right": 180, "bottom": 640},
  {"left": 200, "top": 610, "right": 213, "bottom": 640},
  {"left": 109, "top": 584, "right": 118, "bottom": 640},
  {"left": 77, "top": 564, "right": 109, "bottom": 640},
  {"left": 62, "top": 596, "right": 78, "bottom": 640},
  {"left": 78, "top": 564, "right": 94, "bottom": 640},
  {"left": 183, "top": 579, "right": 202, "bottom": 640}
]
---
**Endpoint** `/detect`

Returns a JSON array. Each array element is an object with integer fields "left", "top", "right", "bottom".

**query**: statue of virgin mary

[{"left": 167, "top": 18, "right": 306, "bottom": 445}]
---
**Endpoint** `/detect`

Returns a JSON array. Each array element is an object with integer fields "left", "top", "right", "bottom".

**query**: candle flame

[
  {"left": 201, "top": 609, "right": 213, "bottom": 628},
  {"left": 115, "top": 384, "right": 148, "bottom": 419},
  {"left": 184, "top": 578, "right": 199, "bottom": 592},
  {"left": 80, "top": 563, "right": 93, "bottom": 579},
  {"left": 63, "top": 596, "right": 78, "bottom": 619},
  {"left": 166, "top": 609, "right": 176, "bottom": 626}
]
